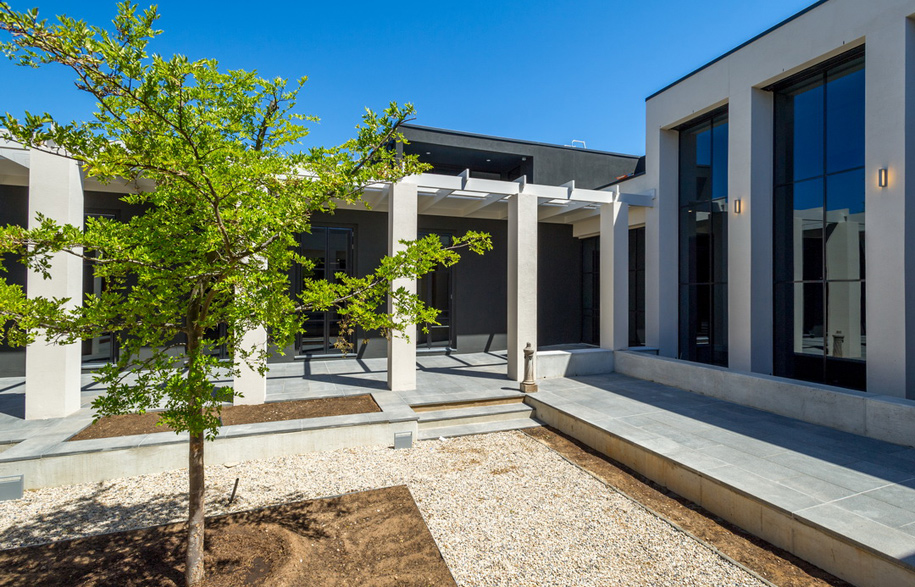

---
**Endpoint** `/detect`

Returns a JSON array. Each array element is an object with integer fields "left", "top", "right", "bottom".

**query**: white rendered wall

[
  {"left": 25, "top": 150, "right": 84, "bottom": 419},
  {"left": 387, "top": 182, "right": 418, "bottom": 391},
  {"left": 864, "top": 15, "right": 915, "bottom": 399},
  {"left": 640, "top": 0, "right": 915, "bottom": 397},
  {"left": 507, "top": 193, "right": 538, "bottom": 381}
]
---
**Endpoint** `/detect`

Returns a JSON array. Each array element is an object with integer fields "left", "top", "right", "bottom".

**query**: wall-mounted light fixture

[
  {"left": 878, "top": 168, "right": 889, "bottom": 188},
  {"left": 733, "top": 199, "right": 742, "bottom": 214}
]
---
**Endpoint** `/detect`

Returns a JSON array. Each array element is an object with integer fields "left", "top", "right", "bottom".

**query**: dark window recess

[
  {"left": 629, "top": 227, "right": 646, "bottom": 347},
  {"left": 772, "top": 47, "right": 866, "bottom": 391},
  {"left": 295, "top": 227, "right": 355, "bottom": 356},
  {"left": 581, "top": 236, "right": 600, "bottom": 345},
  {"left": 82, "top": 212, "right": 120, "bottom": 365},
  {"left": 678, "top": 110, "right": 728, "bottom": 366},
  {"left": 417, "top": 232, "right": 455, "bottom": 350}
]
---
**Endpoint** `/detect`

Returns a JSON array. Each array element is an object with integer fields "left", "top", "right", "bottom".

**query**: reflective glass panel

[
  {"left": 796, "top": 282, "right": 825, "bottom": 357},
  {"left": 791, "top": 80, "right": 825, "bottom": 182},
  {"left": 712, "top": 119, "right": 729, "bottom": 201},
  {"left": 679, "top": 121, "right": 713, "bottom": 205},
  {"left": 826, "top": 62, "right": 865, "bottom": 174},
  {"left": 679, "top": 206, "right": 711, "bottom": 284},
  {"left": 825, "top": 168, "right": 865, "bottom": 281},
  {"left": 826, "top": 281, "right": 865, "bottom": 360},
  {"left": 794, "top": 178, "right": 825, "bottom": 282},
  {"left": 711, "top": 199, "right": 728, "bottom": 284}
]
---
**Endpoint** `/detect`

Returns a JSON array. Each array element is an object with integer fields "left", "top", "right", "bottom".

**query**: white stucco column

[
  {"left": 25, "top": 149, "right": 84, "bottom": 420},
  {"left": 387, "top": 182, "right": 417, "bottom": 391},
  {"left": 728, "top": 87, "right": 774, "bottom": 374},
  {"left": 507, "top": 192, "right": 538, "bottom": 381},
  {"left": 233, "top": 326, "right": 267, "bottom": 405},
  {"left": 599, "top": 201, "right": 629, "bottom": 350},
  {"left": 864, "top": 17, "right": 915, "bottom": 399},
  {"left": 645, "top": 128, "right": 679, "bottom": 357}
]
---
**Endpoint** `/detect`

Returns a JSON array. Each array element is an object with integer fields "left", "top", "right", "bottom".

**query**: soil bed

[
  {"left": 69, "top": 395, "right": 380, "bottom": 441},
  {"left": 523, "top": 426, "right": 853, "bottom": 587},
  {"left": 0, "top": 485, "right": 454, "bottom": 587}
]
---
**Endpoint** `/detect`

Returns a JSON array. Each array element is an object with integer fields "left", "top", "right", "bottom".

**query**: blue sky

[{"left": 0, "top": 0, "right": 816, "bottom": 156}]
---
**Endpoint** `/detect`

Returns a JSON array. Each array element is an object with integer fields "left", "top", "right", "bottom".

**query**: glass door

[
  {"left": 82, "top": 212, "right": 119, "bottom": 364},
  {"left": 417, "top": 233, "right": 455, "bottom": 350},
  {"left": 297, "top": 227, "right": 355, "bottom": 355}
]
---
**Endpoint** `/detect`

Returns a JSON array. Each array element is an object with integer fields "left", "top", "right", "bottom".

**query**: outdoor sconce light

[
  {"left": 733, "top": 199, "right": 742, "bottom": 214},
  {"left": 879, "top": 168, "right": 889, "bottom": 188}
]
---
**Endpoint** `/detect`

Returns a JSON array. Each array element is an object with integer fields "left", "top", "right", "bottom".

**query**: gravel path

[{"left": 0, "top": 431, "right": 766, "bottom": 586}]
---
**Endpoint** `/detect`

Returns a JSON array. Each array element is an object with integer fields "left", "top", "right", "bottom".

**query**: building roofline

[
  {"left": 400, "top": 123, "right": 642, "bottom": 159},
  {"left": 646, "top": 0, "right": 830, "bottom": 101}
]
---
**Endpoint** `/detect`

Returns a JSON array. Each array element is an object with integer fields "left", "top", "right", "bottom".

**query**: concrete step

[
  {"left": 417, "top": 403, "right": 534, "bottom": 430},
  {"left": 418, "top": 417, "right": 541, "bottom": 441}
]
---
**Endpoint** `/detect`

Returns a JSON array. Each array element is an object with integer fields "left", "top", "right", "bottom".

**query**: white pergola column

[
  {"left": 507, "top": 192, "right": 538, "bottom": 381},
  {"left": 387, "top": 182, "right": 417, "bottom": 391},
  {"left": 599, "top": 201, "right": 629, "bottom": 350},
  {"left": 728, "top": 86, "right": 774, "bottom": 374},
  {"left": 233, "top": 326, "right": 267, "bottom": 405},
  {"left": 864, "top": 18, "right": 915, "bottom": 399},
  {"left": 25, "top": 150, "right": 84, "bottom": 420}
]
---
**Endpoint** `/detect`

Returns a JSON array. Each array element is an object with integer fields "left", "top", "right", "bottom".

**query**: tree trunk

[
  {"left": 185, "top": 326, "right": 206, "bottom": 586},
  {"left": 186, "top": 430, "right": 205, "bottom": 586}
]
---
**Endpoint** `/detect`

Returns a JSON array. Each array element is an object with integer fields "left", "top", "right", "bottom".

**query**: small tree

[{"left": 0, "top": 3, "right": 490, "bottom": 585}]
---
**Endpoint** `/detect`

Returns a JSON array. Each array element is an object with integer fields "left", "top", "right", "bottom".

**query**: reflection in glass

[
  {"left": 825, "top": 169, "right": 865, "bottom": 282},
  {"left": 826, "top": 65, "right": 865, "bottom": 174},
  {"left": 678, "top": 109, "right": 728, "bottom": 367},
  {"left": 791, "top": 81, "right": 824, "bottom": 182},
  {"left": 795, "top": 282, "right": 824, "bottom": 356},
  {"left": 772, "top": 47, "right": 865, "bottom": 390},
  {"left": 826, "top": 281, "right": 865, "bottom": 360}
]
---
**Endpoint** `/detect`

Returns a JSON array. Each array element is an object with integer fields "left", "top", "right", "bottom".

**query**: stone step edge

[
  {"left": 416, "top": 403, "right": 534, "bottom": 424},
  {"left": 417, "top": 418, "right": 541, "bottom": 441}
]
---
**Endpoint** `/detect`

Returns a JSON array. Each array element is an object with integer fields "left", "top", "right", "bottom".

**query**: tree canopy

[{"left": 0, "top": 2, "right": 490, "bottom": 583}]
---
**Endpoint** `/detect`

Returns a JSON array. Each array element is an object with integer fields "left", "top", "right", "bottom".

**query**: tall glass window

[
  {"left": 772, "top": 48, "right": 865, "bottom": 390},
  {"left": 678, "top": 110, "right": 728, "bottom": 366}
]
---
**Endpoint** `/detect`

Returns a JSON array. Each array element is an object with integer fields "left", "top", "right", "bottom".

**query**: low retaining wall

[
  {"left": 0, "top": 412, "right": 418, "bottom": 489},
  {"left": 537, "top": 348, "right": 613, "bottom": 379},
  {"left": 614, "top": 351, "right": 915, "bottom": 448}
]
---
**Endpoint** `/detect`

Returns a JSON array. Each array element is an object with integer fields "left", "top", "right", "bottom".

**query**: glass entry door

[
  {"left": 297, "top": 227, "right": 354, "bottom": 355},
  {"left": 82, "top": 212, "right": 119, "bottom": 364},
  {"left": 417, "top": 233, "right": 454, "bottom": 350}
]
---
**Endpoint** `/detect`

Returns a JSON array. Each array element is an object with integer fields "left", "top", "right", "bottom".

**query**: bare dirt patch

[
  {"left": 523, "top": 426, "right": 853, "bottom": 587},
  {"left": 68, "top": 395, "right": 381, "bottom": 441},
  {"left": 0, "top": 485, "right": 455, "bottom": 587}
]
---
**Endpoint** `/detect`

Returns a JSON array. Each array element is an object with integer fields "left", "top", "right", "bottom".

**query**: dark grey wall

[
  {"left": 401, "top": 125, "right": 641, "bottom": 189},
  {"left": 276, "top": 209, "right": 583, "bottom": 361}
]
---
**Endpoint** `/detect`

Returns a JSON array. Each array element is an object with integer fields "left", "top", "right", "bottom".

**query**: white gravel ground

[{"left": 0, "top": 431, "right": 766, "bottom": 586}]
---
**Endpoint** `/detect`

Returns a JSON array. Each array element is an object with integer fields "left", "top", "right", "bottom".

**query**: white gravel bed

[{"left": 0, "top": 431, "right": 766, "bottom": 586}]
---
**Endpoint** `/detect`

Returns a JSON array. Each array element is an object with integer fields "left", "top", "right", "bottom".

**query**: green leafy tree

[{"left": 0, "top": 3, "right": 490, "bottom": 584}]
